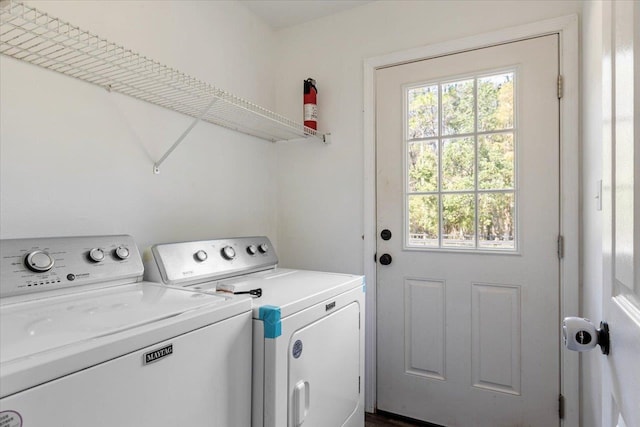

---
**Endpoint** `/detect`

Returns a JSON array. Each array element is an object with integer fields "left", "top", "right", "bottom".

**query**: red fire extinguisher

[{"left": 303, "top": 78, "right": 317, "bottom": 131}]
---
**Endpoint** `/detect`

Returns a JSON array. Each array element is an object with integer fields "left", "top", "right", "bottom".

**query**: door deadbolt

[
  {"left": 381, "top": 229, "right": 392, "bottom": 240},
  {"left": 379, "top": 254, "right": 392, "bottom": 265}
]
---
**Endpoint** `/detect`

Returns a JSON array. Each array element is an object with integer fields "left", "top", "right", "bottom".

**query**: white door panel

[
  {"left": 376, "top": 35, "right": 560, "bottom": 426},
  {"left": 602, "top": 2, "right": 640, "bottom": 426}
]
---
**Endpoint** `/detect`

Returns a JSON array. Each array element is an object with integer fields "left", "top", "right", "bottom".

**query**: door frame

[{"left": 363, "top": 15, "right": 579, "bottom": 427}]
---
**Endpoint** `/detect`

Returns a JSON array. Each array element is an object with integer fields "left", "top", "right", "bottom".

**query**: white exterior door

[
  {"left": 376, "top": 35, "right": 561, "bottom": 426},
  {"left": 602, "top": 2, "right": 640, "bottom": 426}
]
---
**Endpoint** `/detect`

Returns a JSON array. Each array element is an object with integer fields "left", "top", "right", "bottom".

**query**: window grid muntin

[
  {"left": 409, "top": 128, "right": 516, "bottom": 143},
  {"left": 405, "top": 69, "right": 517, "bottom": 251}
]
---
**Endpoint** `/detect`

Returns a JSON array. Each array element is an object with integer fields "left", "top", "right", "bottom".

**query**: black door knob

[
  {"left": 381, "top": 229, "right": 392, "bottom": 240},
  {"left": 379, "top": 254, "right": 392, "bottom": 265}
]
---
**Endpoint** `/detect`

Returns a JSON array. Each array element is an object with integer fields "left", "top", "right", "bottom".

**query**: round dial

[
  {"left": 88, "top": 248, "right": 106, "bottom": 262},
  {"left": 114, "top": 246, "right": 130, "bottom": 260},
  {"left": 221, "top": 246, "right": 236, "bottom": 260},
  {"left": 25, "top": 250, "right": 55, "bottom": 272},
  {"left": 246, "top": 245, "right": 258, "bottom": 255},
  {"left": 195, "top": 250, "right": 208, "bottom": 262},
  {"left": 258, "top": 243, "right": 269, "bottom": 254}
]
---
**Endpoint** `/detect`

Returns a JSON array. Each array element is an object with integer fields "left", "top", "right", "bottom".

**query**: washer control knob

[
  {"left": 88, "top": 248, "right": 106, "bottom": 262},
  {"left": 114, "top": 246, "right": 130, "bottom": 260},
  {"left": 25, "top": 250, "right": 55, "bottom": 272},
  {"left": 195, "top": 250, "right": 208, "bottom": 262},
  {"left": 247, "top": 245, "right": 258, "bottom": 256},
  {"left": 221, "top": 246, "right": 236, "bottom": 260},
  {"left": 258, "top": 243, "right": 269, "bottom": 254}
]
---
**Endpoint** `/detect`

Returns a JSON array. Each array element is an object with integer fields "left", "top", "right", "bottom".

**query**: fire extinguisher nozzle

[{"left": 304, "top": 78, "right": 317, "bottom": 94}]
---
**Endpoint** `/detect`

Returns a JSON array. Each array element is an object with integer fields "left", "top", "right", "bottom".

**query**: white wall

[
  {"left": 0, "top": 1, "right": 279, "bottom": 252},
  {"left": 273, "top": 0, "right": 582, "bottom": 273},
  {"left": 580, "top": 2, "right": 604, "bottom": 426}
]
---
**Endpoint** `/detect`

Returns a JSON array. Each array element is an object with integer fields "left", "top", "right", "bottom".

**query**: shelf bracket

[{"left": 153, "top": 97, "right": 218, "bottom": 174}]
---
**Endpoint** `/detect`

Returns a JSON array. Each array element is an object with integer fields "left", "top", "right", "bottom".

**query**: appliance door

[
  {"left": 0, "top": 311, "right": 252, "bottom": 427},
  {"left": 288, "top": 302, "right": 360, "bottom": 427}
]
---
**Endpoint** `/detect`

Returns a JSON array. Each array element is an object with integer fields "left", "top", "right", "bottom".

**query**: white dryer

[
  {"left": 144, "top": 236, "right": 365, "bottom": 427},
  {"left": 0, "top": 235, "right": 252, "bottom": 427}
]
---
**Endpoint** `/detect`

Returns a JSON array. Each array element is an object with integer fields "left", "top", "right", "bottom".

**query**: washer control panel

[
  {"left": 145, "top": 236, "right": 278, "bottom": 286},
  {"left": 1, "top": 235, "right": 143, "bottom": 298}
]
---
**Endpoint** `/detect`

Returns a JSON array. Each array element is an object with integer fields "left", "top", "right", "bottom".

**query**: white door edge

[{"left": 363, "top": 14, "right": 579, "bottom": 427}]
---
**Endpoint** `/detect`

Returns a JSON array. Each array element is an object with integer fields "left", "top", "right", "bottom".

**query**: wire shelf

[{"left": 0, "top": 0, "right": 326, "bottom": 154}]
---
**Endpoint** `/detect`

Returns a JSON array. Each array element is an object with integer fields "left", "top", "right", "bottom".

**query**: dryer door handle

[{"left": 294, "top": 380, "right": 310, "bottom": 426}]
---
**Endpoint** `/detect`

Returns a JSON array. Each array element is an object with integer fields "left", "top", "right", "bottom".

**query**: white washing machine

[
  {"left": 0, "top": 235, "right": 252, "bottom": 427},
  {"left": 143, "top": 236, "right": 365, "bottom": 427}
]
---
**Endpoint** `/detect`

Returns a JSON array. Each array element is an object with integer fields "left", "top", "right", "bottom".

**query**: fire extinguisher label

[{"left": 304, "top": 104, "right": 318, "bottom": 121}]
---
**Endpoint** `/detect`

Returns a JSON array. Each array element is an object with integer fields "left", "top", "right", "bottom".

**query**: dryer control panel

[
  {"left": 145, "top": 236, "right": 278, "bottom": 287},
  {"left": 0, "top": 235, "right": 143, "bottom": 298}
]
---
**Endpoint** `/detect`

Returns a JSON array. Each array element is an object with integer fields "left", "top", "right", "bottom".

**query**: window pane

[
  {"left": 408, "top": 140, "right": 438, "bottom": 192},
  {"left": 478, "top": 133, "right": 514, "bottom": 190},
  {"left": 478, "top": 192, "right": 515, "bottom": 249},
  {"left": 442, "top": 79, "right": 474, "bottom": 136},
  {"left": 442, "top": 137, "right": 474, "bottom": 191},
  {"left": 442, "top": 193, "right": 475, "bottom": 248},
  {"left": 408, "top": 195, "right": 439, "bottom": 247},
  {"left": 478, "top": 73, "right": 514, "bottom": 131},
  {"left": 408, "top": 85, "right": 439, "bottom": 138},
  {"left": 403, "top": 70, "right": 518, "bottom": 252}
]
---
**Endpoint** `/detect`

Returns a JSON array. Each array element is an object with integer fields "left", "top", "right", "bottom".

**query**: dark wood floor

[{"left": 365, "top": 411, "right": 442, "bottom": 427}]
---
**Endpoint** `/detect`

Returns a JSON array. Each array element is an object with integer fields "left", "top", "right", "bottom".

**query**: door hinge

[
  {"left": 557, "top": 235, "right": 564, "bottom": 259},
  {"left": 559, "top": 393, "right": 565, "bottom": 419},
  {"left": 359, "top": 376, "right": 361, "bottom": 394},
  {"left": 557, "top": 75, "right": 564, "bottom": 99}
]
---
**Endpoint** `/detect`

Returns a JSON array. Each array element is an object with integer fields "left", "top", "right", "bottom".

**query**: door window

[{"left": 405, "top": 71, "right": 516, "bottom": 250}]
